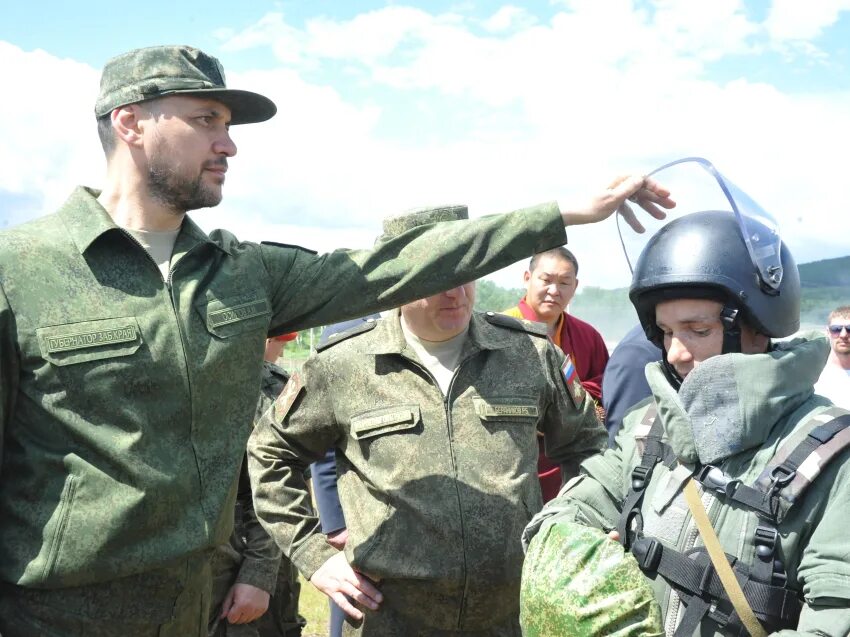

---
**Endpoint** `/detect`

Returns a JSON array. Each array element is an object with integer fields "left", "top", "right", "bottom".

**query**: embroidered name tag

[
  {"left": 208, "top": 299, "right": 270, "bottom": 328},
  {"left": 474, "top": 398, "right": 539, "bottom": 420},
  {"left": 45, "top": 325, "right": 138, "bottom": 353}
]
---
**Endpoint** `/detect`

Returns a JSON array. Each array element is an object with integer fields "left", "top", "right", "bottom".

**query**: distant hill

[
  {"left": 476, "top": 255, "right": 850, "bottom": 342},
  {"left": 799, "top": 256, "right": 850, "bottom": 288}
]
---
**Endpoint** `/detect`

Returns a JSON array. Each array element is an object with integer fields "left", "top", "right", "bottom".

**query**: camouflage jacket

[
  {"left": 524, "top": 333, "right": 850, "bottom": 636},
  {"left": 248, "top": 310, "right": 606, "bottom": 631},
  {"left": 213, "top": 362, "right": 290, "bottom": 595},
  {"left": 0, "top": 187, "right": 565, "bottom": 589}
]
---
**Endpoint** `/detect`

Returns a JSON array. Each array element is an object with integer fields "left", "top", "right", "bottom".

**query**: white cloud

[
  {"left": 482, "top": 6, "right": 538, "bottom": 33},
  {"left": 766, "top": 0, "right": 850, "bottom": 41}
]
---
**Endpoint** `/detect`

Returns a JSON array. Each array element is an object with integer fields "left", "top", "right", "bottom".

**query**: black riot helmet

[
  {"left": 621, "top": 158, "right": 800, "bottom": 369},
  {"left": 629, "top": 210, "right": 801, "bottom": 351}
]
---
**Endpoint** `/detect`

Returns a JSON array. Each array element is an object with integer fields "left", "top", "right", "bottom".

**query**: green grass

[{"left": 299, "top": 575, "right": 331, "bottom": 637}]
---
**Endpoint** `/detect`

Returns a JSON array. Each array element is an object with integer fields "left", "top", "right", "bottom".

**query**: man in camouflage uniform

[
  {"left": 523, "top": 209, "right": 850, "bottom": 635},
  {"left": 0, "top": 43, "right": 670, "bottom": 635},
  {"left": 247, "top": 206, "right": 609, "bottom": 636},
  {"left": 210, "top": 335, "right": 306, "bottom": 637}
]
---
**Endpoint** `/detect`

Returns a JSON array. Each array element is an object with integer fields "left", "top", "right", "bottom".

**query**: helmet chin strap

[{"left": 720, "top": 305, "right": 742, "bottom": 355}]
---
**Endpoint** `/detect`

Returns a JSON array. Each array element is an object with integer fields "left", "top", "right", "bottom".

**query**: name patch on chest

[
  {"left": 45, "top": 325, "right": 138, "bottom": 353},
  {"left": 474, "top": 398, "right": 539, "bottom": 420},
  {"left": 208, "top": 299, "right": 270, "bottom": 328}
]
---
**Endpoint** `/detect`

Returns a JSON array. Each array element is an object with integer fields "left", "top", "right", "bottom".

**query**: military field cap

[
  {"left": 95, "top": 45, "right": 277, "bottom": 125},
  {"left": 376, "top": 204, "right": 468, "bottom": 243}
]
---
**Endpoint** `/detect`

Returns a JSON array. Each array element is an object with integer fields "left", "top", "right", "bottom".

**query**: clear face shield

[{"left": 617, "top": 157, "right": 784, "bottom": 293}]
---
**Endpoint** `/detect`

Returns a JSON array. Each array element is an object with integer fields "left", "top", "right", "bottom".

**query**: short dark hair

[
  {"left": 96, "top": 113, "right": 116, "bottom": 157},
  {"left": 528, "top": 246, "right": 578, "bottom": 276}
]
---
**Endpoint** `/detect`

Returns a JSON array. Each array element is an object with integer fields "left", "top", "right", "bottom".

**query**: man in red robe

[{"left": 503, "top": 247, "right": 610, "bottom": 501}]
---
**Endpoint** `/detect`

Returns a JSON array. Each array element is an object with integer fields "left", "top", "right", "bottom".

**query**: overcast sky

[{"left": 2, "top": 0, "right": 849, "bottom": 289}]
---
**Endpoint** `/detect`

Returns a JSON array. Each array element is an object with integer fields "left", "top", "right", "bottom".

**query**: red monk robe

[{"left": 503, "top": 298, "right": 609, "bottom": 501}]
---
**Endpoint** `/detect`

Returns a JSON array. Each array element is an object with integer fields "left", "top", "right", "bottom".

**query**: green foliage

[{"left": 474, "top": 279, "right": 525, "bottom": 312}]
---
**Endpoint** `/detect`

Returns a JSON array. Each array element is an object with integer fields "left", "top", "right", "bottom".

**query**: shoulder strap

[
  {"left": 616, "top": 404, "right": 670, "bottom": 549},
  {"left": 482, "top": 311, "right": 548, "bottom": 338},
  {"left": 316, "top": 319, "right": 378, "bottom": 352},
  {"left": 754, "top": 406, "right": 850, "bottom": 523}
]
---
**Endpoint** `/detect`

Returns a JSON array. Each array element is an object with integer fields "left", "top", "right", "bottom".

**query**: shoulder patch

[
  {"left": 483, "top": 311, "right": 548, "bottom": 337},
  {"left": 260, "top": 240, "right": 318, "bottom": 255},
  {"left": 316, "top": 319, "right": 378, "bottom": 352},
  {"left": 273, "top": 372, "right": 304, "bottom": 421}
]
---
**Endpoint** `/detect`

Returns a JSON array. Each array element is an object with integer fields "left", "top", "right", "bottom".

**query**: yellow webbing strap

[{"left": 682, "top": 479, "right": 767, "bottom": 637}]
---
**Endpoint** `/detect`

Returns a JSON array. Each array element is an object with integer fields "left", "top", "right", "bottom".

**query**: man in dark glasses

[{"left": 815, "top": 305, "right": 850, "bottom": 409}]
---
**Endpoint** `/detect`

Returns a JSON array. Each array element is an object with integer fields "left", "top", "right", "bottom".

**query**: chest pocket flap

[
  {"left": 350, "top": 404, "right": 421, "bottom": 440},
  {"left": 473, "top": 396, "right": 539, "bottom": 422},
  {"left": 196, "top": 289, "right": 271, "bottom": 339},
  {"left": 37, "top": 317, "right": 142, "bottom": 366}
]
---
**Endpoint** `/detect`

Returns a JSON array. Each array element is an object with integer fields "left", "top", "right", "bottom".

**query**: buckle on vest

[
  {"left": 632, "top": 537, "right": 663, "bottom": 572},
  {"left": 768, "top": 465, "right": 796, "bottom": 492},
  {"left": 698, "top": 465, "right": 742, "bottom": 497},
  {"left": 754, "top": 525, "right": 778, "bottom": 560},
  {"left": 632, "top": 465, "right": 651, "bottom": 490}
]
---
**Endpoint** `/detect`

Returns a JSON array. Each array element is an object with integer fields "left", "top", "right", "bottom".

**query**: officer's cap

[
  {"left": 95, "top": 45, "right": 277, "bottom": 125},
  {"left": 377, "top": 205, "right": 468, "bottom": 243}
]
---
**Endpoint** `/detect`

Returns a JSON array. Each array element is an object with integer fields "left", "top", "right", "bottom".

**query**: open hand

[
  {"left": 310, "top": 552, "right": 383, "bottom": 621},
  {"left": 561, "top": 174, "right": 675, "bottom": 231}
]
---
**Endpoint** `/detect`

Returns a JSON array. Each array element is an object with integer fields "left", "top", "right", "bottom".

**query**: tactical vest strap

[
  {"left": 616, "top": 406, "right": 665, "bottom": 549},
  {"left": 754, "top": 408, "right": 850, "bottom": 523},
  {"left": 631, "top": 539, "right": 801, "bottom": 635}
]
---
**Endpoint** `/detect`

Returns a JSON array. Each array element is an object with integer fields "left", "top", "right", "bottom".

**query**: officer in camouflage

[
  {"left": 209, "top": 335, "right": 305, "bottom": 637},
  {"left": 0, "top": 44, "right": 671, "bottom": 636},
  {"left": 247, "top": 205, "right": 609, "bottom": 636}
]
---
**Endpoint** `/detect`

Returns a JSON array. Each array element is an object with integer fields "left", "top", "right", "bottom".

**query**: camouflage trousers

[
  {"left": 0, "top": 552, "right": 213, "bottom": 637},
  {"left": 343, "top": 599, "right": 522, "bottom": 637},
  {"left": 208, "top": 550, "right": 304, "bottom": 637}
]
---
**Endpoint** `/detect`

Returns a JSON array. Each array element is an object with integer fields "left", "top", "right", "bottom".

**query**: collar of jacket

[
  {"left": 644, "top": 331, "right": 830, "bottom": 465},
  {"left": 58, "top": 186, "right": 231, "bottom": 256},
  {"left": 363, "top": 309, "right": 515, "bottom": 358}
]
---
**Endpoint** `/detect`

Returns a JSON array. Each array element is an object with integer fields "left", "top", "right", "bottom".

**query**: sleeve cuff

[
  {"left": 235, "top": 557, "right": 281, "bottom": 594},
  {"left": 290, "top": 532, "right": 340, "bottom": 579}
]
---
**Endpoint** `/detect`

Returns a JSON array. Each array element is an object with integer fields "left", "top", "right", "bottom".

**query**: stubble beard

[{"left": 147, "top": 151, "right": 223, "bottom": 214}]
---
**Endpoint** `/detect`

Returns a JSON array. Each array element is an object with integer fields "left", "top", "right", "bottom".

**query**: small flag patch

[{"left": 560, "top": 354, "right": 585, "bottom": 407}]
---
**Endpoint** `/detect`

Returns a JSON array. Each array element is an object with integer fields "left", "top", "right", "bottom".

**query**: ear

[
  {"left": 574, "top": 277, "right": 580, "bottom": 291},
  {"left": 523, "top": 270, "right": 531, "bottom": 285},
  {"left": 111, "top": 105, "right": 146, "bottom": 148}
]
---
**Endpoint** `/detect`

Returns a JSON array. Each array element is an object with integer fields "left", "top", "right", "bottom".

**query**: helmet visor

[{"left": 617, "top": 157, "right": 783, "bottom": 290}]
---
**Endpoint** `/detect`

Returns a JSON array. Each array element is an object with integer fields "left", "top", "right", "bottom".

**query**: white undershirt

[
  {"left": 125, "top": 228, "right": 180, "bottom": 281},
  {"left": 400, "top": 316, "right": 469, "bottom": 395}
]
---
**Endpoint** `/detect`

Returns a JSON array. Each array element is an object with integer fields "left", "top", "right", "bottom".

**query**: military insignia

[
  {"left": 560, "top": 354, "right": 585, "bottom": 407},
  {"left": 273, "top": 372, "right": 304, "bottom": 421}
]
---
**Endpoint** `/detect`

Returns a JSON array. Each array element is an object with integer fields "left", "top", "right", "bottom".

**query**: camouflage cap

[
  {"left": 95, "top": 45, "right": 277, "bottom": 125},
  {"left": 377, "top": 205, "right": 468, "bottom": 243}
]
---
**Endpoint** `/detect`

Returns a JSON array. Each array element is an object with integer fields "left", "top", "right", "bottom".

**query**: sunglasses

[{"left": 828, "top": 324, "right": 850, "bottom": 336}]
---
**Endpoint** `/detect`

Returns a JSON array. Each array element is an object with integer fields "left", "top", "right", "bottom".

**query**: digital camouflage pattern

[
  {"left": 376, "top": 204, "right": 468, "bottom": 244},
  {"left": 0, "top": 186, "right": 566, "bottom": 600},
  {"left": 95, "top": 45, "right": 276, "bottom": 125},
  {"left": 521, "top": 520, "right": 663, "bottom": 637},
  {"left": 524, "top": 332, "right": 850, "bottom": 636},
  {"left": 209, "top": 361, "right": 305, "bottom": 637},
  {"left": 247, "top": 310, "right": 607, "bottom": 632}
]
